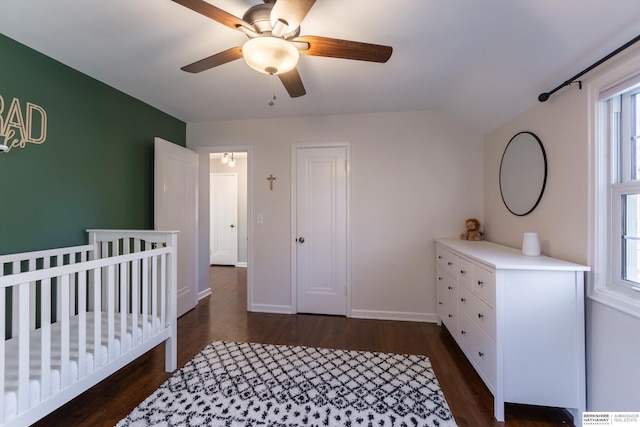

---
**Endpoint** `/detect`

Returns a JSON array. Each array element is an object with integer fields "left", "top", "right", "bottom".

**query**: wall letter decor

[{"left": 0, "top": 94, "right": 48, "bottom": 153}]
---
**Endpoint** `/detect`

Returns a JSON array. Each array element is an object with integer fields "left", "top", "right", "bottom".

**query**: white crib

[{"left": 0, "top": 229, "right": 178, "bottom": 427}]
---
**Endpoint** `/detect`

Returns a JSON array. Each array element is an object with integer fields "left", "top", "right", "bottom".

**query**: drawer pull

[
  {"left": 438, "top": 302, "right": 443, "bottom": 305},
  {"left": 460, "top": 297, "right": 466, "bottom": 302},
  {"left": 448, "top": 286, "right": 453, "bottom": 290},
  {"left": 438, "top": 255, "right": 443, "bottom": 259},
  {"left": 477, "top": 313, "right": 484, "bottom": 319},
  {"left": 447, "top": 262, "right": 452, "bottom": 266},
  {"left": 460, "top": 330, "right": 466, "bottom": 335},
  {"left": 448, "top": 314, "right": 453, "bottom": 318},
  {"left": 477, "top": 280, "right": 484, "bottom": 286},
  {"left": 478, "top": 351, "right": 485, "bottom": 358},
  {"left": 438, "top": 277, "right": 442, "bottom": 280},
  {"left": 460, "top": 270, "right": 466, "bottom": 275}
]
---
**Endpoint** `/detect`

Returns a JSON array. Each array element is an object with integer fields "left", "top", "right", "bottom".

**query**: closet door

[{"left": 294, "top": 145, "right": 348, "bottom": 316}]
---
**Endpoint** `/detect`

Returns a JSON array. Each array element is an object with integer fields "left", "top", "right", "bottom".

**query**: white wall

[
  {"left": 187, "top": 110, "right": 484, "bottom": 320},
  {"left": 484, "top": 84, "right": 588, "bottom": 264},
  {"left": 484, "top": 47, "right": 640, "bottom": 411}
]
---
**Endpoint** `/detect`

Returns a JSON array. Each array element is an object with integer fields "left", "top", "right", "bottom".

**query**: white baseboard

[
  {"left": 198, "top": 288, "right": 212, "bottom": 300},
  {"left": 235, "top": 262, "right": 247, "bottom": 268},
  {"left": 247, "top": 305, "right": 438, "bottom": 322},
  {"left": 249, "top": 303, "right": 293, "bottom": 314},
  {"left": 350, "top": 309, "right": 438, "bottom": 323}
]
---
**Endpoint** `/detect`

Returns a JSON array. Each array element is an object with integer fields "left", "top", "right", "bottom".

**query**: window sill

[{"left": 588, "top": 286, "right": 640, "bottom": 320}]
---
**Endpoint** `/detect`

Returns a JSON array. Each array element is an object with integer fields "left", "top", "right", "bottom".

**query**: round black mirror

[{"left": 499, "top": 131, "right": 547, "bottom": 216}]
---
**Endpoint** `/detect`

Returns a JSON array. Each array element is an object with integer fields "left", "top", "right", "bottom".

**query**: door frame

[
  {"left": 290, "top": 142, "right": 352, "bottom": 316},
  {"left": 195, "top": 145, "right": 253, "bottom": 311}
]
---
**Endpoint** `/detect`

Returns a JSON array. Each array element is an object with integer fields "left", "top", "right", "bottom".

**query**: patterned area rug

[{"left": 117, "top": 341, "right": 458, "bottom": 427}]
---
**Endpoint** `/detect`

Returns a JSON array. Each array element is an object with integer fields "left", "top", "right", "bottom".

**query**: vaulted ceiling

[{"left": 2, "top": 0, "right": 640, "bottom": 133}]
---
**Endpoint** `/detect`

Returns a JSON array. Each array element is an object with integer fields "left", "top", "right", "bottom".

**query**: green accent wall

[{"left": 0, "top": 35, "right": 186, "bottom": 255}]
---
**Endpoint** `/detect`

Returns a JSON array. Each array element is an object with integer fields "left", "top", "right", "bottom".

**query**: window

[
  {"left": 592, "top": 67, "right": 640, "bottom": 318},
  {"left": 609, "top": 88, "right": 640, "bottom": 289}
]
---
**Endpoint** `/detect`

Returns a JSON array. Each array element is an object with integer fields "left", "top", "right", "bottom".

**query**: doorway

[{"left": 209, "top": 152, "right": 248, "bottom": 268}]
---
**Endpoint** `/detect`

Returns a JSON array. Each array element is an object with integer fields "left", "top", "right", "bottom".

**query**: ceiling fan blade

[
  {"left": 181, "top": 46, "right": 243, "bottom": 73},
  {"left": 172, "top": 0, "right": 251, "bottom": 31},
  {"left": 271, "top": 0, "right": 316, "bottom": 37},
  {"left": 294, "top": 35, "right": 392, "bottom": 63},
  {"left": 278, "top": 68, "right": 306, "bottom": 98}
]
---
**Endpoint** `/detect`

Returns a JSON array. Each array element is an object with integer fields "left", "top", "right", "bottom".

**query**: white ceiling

[{"left": 2, "top": 0, "right": 640, "bottom": 134}]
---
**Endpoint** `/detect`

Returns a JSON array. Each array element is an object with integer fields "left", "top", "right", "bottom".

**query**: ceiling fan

[{"left": 172, "top": 0, "right": 393, "bottom": 98}]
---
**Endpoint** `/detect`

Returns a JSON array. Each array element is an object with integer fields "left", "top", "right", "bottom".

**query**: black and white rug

[{"left": 117, "top": 341, "right": 458, "bottom": 427}]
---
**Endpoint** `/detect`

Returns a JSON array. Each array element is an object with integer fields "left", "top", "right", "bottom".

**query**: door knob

[{"left": 297, "top": 237, "right": 305, "bottom": 243}]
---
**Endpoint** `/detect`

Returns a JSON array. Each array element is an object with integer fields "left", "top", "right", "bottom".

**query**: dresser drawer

[
  {"left": 437, "top": 268, "right": 457, "bottom": 304},
  {"left": 458, "top": 285, "right": 496, "bottom": 341},
  {"left": 458, "top": 257, "right": 495, "bottom": 306},
  {"left": 458, "top": 312, "right": 496, "bottom": 392},
  {"left": 436, "top": 245, "right": 457, "bottom": 278},
  {"left": 437, "top": 270, "right": 457, "bottom": 333},
  {"left": 474, "top": 265, "right": 496, "bottom": 306},
  {"left": 458, "top": 257, "right": 474, "bottom": 289}
]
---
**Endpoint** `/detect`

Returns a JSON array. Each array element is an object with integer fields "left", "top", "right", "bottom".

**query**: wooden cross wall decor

[{"left": 267, "top": 174, "right": 276, "bottom": 190}]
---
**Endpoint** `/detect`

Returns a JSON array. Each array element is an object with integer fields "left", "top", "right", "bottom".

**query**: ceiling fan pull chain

[{"left": 268, "top": 72, "right": 277, "bottom": 106}]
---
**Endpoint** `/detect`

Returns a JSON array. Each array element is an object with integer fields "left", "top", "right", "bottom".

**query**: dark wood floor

[{"left": 34, "top": 266, "right": 574, "bottom": 427}]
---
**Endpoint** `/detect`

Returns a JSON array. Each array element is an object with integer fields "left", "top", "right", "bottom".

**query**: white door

[
  {"left": 295, "top": 145, "right": 348, "bottom": 315},
  {"left": 154, "top": 137, "right": 198, "bottom": 317},
  {"left": 210, "top": 173, "right": 238, "bottom": 265}
]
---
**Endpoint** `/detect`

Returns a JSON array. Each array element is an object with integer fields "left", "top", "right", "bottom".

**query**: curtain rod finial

[{"left": 538, "top": 92, "right": 550, "bottom": 102}]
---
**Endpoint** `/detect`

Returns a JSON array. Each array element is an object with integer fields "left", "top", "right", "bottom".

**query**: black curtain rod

[{"left": 538, "top": 34, "right": 640, "bottom": 102}]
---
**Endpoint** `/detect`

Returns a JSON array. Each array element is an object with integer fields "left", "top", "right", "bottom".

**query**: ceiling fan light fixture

[{"left": 242, "top": 36, "right": 299, "bottom": 75}]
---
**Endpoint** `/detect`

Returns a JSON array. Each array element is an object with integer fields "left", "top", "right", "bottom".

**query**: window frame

[
  {"left": 611, "top": 185, "right": 640, "bottom": 290},
  {"left": 590, "top": 54, "right": 640, "bottom": 319}
]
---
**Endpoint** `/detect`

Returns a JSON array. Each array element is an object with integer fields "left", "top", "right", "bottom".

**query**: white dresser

[{"left": 435, "top": 238, "right": 590, "bottom": 425}]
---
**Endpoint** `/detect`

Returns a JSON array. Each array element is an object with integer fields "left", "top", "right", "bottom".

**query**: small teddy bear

[{"left": 460, "top": 218, "right": 484, "bottom": 241}]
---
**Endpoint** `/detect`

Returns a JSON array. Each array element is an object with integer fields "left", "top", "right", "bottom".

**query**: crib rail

[
  {"left": 0, "top": 244, "right": 94, "bottom": 337},
  {"left": 0, "top": 230, "right": 178, "bottom": 426},
  {"left": 88, "top": 229, "right": 178, "bottom": 374},
  {"left": 87, "top": 229, "right": 178, "bottom": 253}
]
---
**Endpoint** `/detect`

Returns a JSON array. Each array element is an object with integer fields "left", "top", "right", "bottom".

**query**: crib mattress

[{"left": 2, "top": 312, "right": 161, "bottom": 423}]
